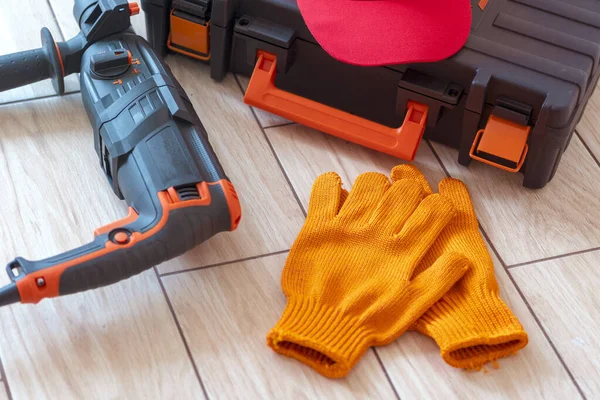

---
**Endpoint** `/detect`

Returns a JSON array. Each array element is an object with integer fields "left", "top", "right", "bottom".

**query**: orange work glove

[
  {"left": 391, "top": 165, "right": 528, "bottom": 370},
  {"left": 267, "top": 171, "right": 470, "bottom": 378}
]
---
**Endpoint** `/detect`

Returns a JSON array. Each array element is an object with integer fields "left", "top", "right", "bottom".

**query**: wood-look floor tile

[
  {"left": 376, "top": 238, "right": 581, "bottom": 399},
  {"left": 152, "top": 56, "right": 305, "bottom": 273},
  {"left": 265, "top": 123, "right": 447, "bottom": 209},
  {"left": 0, "top": 0, "right": 79, "bottom": 104},
  {"left": 511, "top": 251, "right": 600, "bottom": 399},
  {"left": 0, "top": 95, "right": 126, "bottom": 258},
  {"left": 0, "top": 384, "right": 8, "bottom": 400},
  {"left": 162, "top": 253, "right": 398, "bottom": 400},
  {"left": 0, "top": 96, "right": 203, "bottom": 399},
  {"left": 47, "top": 0, "right": 80, "bottom": 40},
  {"left": 432, "top": 136, "right": 600, "bottom": 265},
  {"left": 576, "top": 84, "right": 600, "bottom": 161},
  {"left": 0, "top": 269, "right": 204, "bottom": 400}
]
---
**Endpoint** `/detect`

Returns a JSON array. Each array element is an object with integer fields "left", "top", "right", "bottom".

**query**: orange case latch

[
  {"left": 167, "top": 7, "right": 210, "bottom": 61},
  {"left": 469, "top": 114, "right": 531, "bottom": 172}
]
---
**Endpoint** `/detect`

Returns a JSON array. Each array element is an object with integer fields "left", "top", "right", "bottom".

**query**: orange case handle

[{"left": 243, "top": 51, "right": 429, "bottom": 161}]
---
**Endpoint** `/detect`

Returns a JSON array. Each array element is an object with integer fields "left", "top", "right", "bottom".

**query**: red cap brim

[{"left": 297, "top": 0, "right": 472, "bottom": 66}]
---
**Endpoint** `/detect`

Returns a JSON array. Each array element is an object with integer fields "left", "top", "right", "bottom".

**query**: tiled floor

[{"left": 0, "top": 2, "right": 598, "bottom": 399}]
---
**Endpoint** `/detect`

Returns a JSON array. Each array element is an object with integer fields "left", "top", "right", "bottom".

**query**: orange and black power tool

[{"left": 0, "top": 0, "right": 241, "bottom": 307}]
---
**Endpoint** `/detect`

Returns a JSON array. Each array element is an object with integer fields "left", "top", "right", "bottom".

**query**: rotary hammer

[{"left": 0, "top": 0, "right": 241, "bottom": 307}]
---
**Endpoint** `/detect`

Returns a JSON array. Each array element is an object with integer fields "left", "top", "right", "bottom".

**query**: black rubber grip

[
  {"left": 58, "top": 193, "right": 229, "bottom": 295},
  {"left": 0, "top": 48, "right": 52, "bottom": 92},
  {"left": 2, "top": 182, "right": 233, "bottom": 303},
  {"left": 0, "top": 27, "right": 64, "bottom": 94}
]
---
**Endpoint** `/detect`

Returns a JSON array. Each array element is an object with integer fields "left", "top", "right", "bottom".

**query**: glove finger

[
  {"left": 371, "top": 252, "right": 470, "bottom": 345},
  {"left": 307, "top": 172, "right": 345, "bottom": 220},
  {"left": 369, "top": 179, "right": 425, "bottom": 233},
  {"left": 403, "top": 252, "right": 471, "bottom": 318},
  {"left": 394, "top": 194, "right": 456, "bottom": 273},
  {"left": 438, "top": 178, "right": 478, "bottom": 226},
  {"left": 390, "top": 164, "right": 433, "bottom": 195},
  {"left": 337, "top": 172, "right": 391, "bottom": 223}
]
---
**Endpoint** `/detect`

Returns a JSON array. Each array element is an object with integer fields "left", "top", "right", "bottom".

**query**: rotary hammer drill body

[{"left": 0, "top": 0, "right": 241, "bottom": 306}]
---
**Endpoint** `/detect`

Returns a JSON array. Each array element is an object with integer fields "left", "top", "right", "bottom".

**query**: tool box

[{"left": 141, "top": 0, "right": 600, "bottom": 188}]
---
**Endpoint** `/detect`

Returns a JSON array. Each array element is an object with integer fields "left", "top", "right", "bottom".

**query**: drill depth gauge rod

[{"left": 0, "top": 0, "right": 241, "bottom": 306}]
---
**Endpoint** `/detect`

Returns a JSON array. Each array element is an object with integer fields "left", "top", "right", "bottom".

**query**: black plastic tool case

[{"left": 142, "top": 0, "right": 600, "bottom": 188}]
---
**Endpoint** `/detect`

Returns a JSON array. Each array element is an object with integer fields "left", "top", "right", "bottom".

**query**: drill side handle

[
  {"left": 0, "top": 28, "right": 65, "bottom": 94},
  {"left": 0, "top": 0, "right": 141, "bottom": 95}
]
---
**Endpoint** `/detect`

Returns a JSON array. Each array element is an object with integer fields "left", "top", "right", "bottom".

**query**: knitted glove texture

[
  {"left": 267, "top": 171, "right": 470, "bottom": 378},
  {"left": 391, "top": 165, "right": 528, "bottom": 370}
]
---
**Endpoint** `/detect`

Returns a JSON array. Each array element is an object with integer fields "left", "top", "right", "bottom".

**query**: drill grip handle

[
  {"left": 56, "top": 235, "right": 171, "bottom": 296},
  {"left": 0, "top": 28, "right": 64, "bottom": 94},
  {"left": 60, "top": 182, "right": 239, "bottom": 298},
  {"left": 5, "top": 180, "right": 239, "bottom": 304}
]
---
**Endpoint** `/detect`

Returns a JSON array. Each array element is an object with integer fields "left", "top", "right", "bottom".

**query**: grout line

[
  {"left": 235, "top": 74, "right": 247, "bottom": 94},
  {"left": 233, "top": 74, "right": 307, "bottom": 217},
  {"left": 159, "top": 250, "right": 290, "bottom": 278},
  {"left": 372, "top": 348, "right": 401, "bottom": 400},
  {"left": 263, "top": 121, "right": 297, "bottom": 130},
  {"left": 479, "top": 229, "right": 588, "bottom": 400},
  {"left": 507, "top": 246, "right": 600, "bottom": 269},
  {"left": 0, "top": 354, "right": 13, "bottom": 400},
  {"left": 426, "top": 140, "right": 452, "bottom": 177},
  {"left": 154, "top": 266, "right": 211, "bottom": 400},
  {"left": 428, "top": 140, "right": 587, "bottom": 399},
  {"left": 45, "top": 0, "right": 66, "bottom": 41},
  {"left": 575, "top": 130, "right": 600, "bottom": 169},
  {"left": 0, "top": 90, "right": 81, "bottom": 109}
]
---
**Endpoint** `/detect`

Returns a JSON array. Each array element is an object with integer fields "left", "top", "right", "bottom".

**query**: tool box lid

[
  {"left": 232, "top": 0, "right": 600, "bottom": 130},
  {"left": 235, "top": 0, "right": 313, "bottom": 40}
]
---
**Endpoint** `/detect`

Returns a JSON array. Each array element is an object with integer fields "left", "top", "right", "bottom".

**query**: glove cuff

[
  {"left": 414, "top": 291, "right": 528, "bottom": 370},
  {"left": 267, "top": 297, "right": 372, "bottom": 378}
]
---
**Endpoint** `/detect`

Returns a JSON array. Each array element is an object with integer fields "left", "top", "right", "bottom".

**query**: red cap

[{"left": 297, "top": 0, "right": 472, "bottom": 66}]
